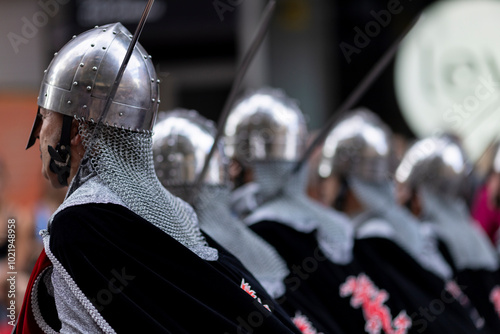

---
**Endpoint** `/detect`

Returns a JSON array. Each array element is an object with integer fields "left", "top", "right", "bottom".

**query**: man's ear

[{"left": 70, "top": 120, "right": 82, "bottom": 146}]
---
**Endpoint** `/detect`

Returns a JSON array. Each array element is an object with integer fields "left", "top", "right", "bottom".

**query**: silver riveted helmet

[
  {"left": 318, "top": 108, "right": 393, "bottom": 182},
  {"left": 224, "top": 87, "right": 308, "bottom": 164},
  {"left": 395, "top": 134, "right": 471, "bottom": 197},
  {"left": 26, "top": 22, "right": 159, "bottom": 148},
  {"left": 152, "top": 109, "right": 226, "bottom": 188}
]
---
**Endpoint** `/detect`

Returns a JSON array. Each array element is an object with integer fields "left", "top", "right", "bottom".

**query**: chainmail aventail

[
  {"left": 349, "top": 176, "right": 452, "bottom": 279},
  {"left": 420, "top": 186, "right": 499, "bottom": 272},
  {"left": 245, "top": 161, "right": 354, "bottom": 264},
  {"left": 170, "top": 184, "right": 290, "bottom": 298},
  {"left": 73, "top": 121, "right": 217, "bottom": 260}
]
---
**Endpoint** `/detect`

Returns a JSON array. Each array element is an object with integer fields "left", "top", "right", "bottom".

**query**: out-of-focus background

[
  {"left": 2, "top": 0, "right": 500, "bottom": 330},
  {"left": 0, "top": 0, "right": 439, "bottom": 210}
]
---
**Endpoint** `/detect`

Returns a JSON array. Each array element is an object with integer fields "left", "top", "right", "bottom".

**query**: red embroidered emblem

[
  {"left": 240, "top": 278, "right": 271, "bottom": 312},
  {"left": 445, "top": 280, "right": 470, "bottom": 306},
  {"left": 292, "top": 312, "right": 323, "bottom": 334},
  {"left": 489, "top": 286, "right": 500, "bottom": 316},
  {"left": 340, "top": 273, "right": 411, "bottom": 334}
]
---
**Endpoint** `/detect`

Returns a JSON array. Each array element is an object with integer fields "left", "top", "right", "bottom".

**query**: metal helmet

[
  {"left": 152, "top": 109, "right": 226, "bottom": 187},
  {"left": 223, "top": 87, "right": 308, "bottom": 164},
  {"left": 318, "top": 108, "right": 393, "bottom": 182},
  {"left": 395, "top": 134, "right": 471, "bottom": 196},
  {"left": 26, "top": 22, "right": 159, "bottom": 148}
]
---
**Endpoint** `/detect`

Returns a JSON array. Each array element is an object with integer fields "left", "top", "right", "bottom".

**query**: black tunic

[
  {"left": 353, "top": 236, "right": 491, "bottom": 334},
  {"left": 437, "top": 239, "right": 500, "bottom": 333},
  {"left": 46, "top": 203, "right": 301, "bottom": 334},
  {"left": 251, "top": 221, "right": 414, "bottom": 334},
  {"left": 251, "top": 220, "right": 490, "bottom": 334}
]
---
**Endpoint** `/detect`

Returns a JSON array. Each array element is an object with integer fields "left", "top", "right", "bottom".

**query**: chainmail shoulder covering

[
  {"left": 349, "top": 176, "right": 453, "bottom": 280},
  {"left": 420, "top": 186, "right": 500, "bottom": 272},
  {"left": 169, "top": 184, "right": 290, "bottom": 298},
  {"left": 49, "top": 173, "right": 124, "bottom": 224},
  {"left": 244, "top": 161, "right": 354, "bottom": 264},
  {"left": 67, "top": 121, "right": 218, "bottom": 261}
]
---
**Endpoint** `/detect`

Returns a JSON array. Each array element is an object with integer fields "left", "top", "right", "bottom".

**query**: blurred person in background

[
  {"left": 314, "top": 108, "right": 487, "bottom": 333},
  {"left": 395, "top": 134, "right": 500, "bottom": 332},
  {"left": 472, "top": 141, "right": 500, "bottom": 246}
]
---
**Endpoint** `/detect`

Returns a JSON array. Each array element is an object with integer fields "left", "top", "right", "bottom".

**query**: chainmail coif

[
  {"left": 74, "top": 120, "right": 217, "bottom": 260},
  {"left": 420, "top": 186, "right": 499, "bottom": 272},
  {"left": 349, "top": 177, "right": 452, "bottom": 279},
  {"left": 168, "top": 183, "right": 290, "bottom": 298},
  {"left": 244, "top": 161, "right": 354, "bottom": 265}
]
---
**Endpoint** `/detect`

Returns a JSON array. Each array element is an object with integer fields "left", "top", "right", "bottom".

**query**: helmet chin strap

[{"left": 48, "top": 115, "right": 73, "bottom": 186}]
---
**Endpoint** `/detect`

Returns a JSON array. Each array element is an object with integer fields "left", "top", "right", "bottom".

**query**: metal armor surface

[
  {"left": 37, "top": 22, "right": 158, "bottom": 132},
  {"left": 318, "top": 108, "right": 392, "bottom": 182},
  {"left": 395, "top": 135, "right": 470, "bottom": 197},
  {"left": 152, "top": 109, "right": 226, "bottom": 186},
  {"left": 224, "top": 87, "right": 307, "bottom": 164}
]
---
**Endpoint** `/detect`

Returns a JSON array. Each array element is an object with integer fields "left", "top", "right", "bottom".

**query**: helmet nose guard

[{"left": 26, "top": 22, "right": 159, "bottom": 150}]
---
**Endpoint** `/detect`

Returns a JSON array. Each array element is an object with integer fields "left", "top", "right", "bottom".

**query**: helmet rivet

[
  {"left": 43, "top": 69, "right": 47, "bottom": 73},
  {"left": 83, "top": 105, "right": 88, "bottom": 109},
  {"left": 119, "top": 112, "right": 123, "bottom": 116},
  {"left": 86, "top": 86, "right": 92, "bottom": 91},
  {"left": 158, "top": 99, "right": 161, "bottom": 103},
  {"left": 94, "top": 25, "right": 99, "bottom": 28},
  {"left": 148, "top": 55, "right": 152, "bottom": 59},
  {"left": 79, "top": 63, "right": 84, "bottom": 67},
  {"left": 144, "top": 55, "right": 147, "bottom": 59},
  {"left": 152, "top": 98, "right": 155, "bottom": 102},
  {"left": 72, "top": 35, "right": 77, "bottom": 39},
  {"left": 129, "top": 34, "right": 133, "bottom": 38},
  {"left": 92, "top": 66, "right": 98, "bottom": 71},
  {"left": 73, "top": 81, "right": 78, "bottom": 86},
  {"left": 67, "top": 100, "right": 72, "bottom": 104},
  {"left": 102, "top": 46, "right": 106, "bottom": 50},
  {"left": 151, "top": 78, "right": 154, "bottom": 82},
  {"left": 45, "top": 93, "right": 48, "bottom": 97},
  {"left": 103, "top": 29, "right": 107, "bottom": 32},
  {"left": 54, "top": 52, "right": 58, "bottom": 56},
  {"left": 90, "top": 118, "right": 94, "bottom": 123},
  {"left": 113, "top": 31, "right": 117, "bottom": 35},
  {"left": 91, "top": 44, "right": 95, "bottom": 47},
  {"left": 157, "top": 79, "right": 160, "bottom": 83}
]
